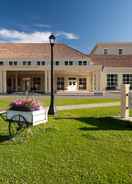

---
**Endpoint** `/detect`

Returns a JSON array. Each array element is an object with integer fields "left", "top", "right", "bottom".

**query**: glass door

[{"left": 68, "top": 78, "right": 77, "bottom": 91}]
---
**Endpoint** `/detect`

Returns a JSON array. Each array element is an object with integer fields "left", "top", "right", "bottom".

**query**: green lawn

[
  {"left": 0, "top": 107, "right": 132, "bottom": 183},
  {"left": 0, "top": 96, "right": 118, "bottom": 109}
]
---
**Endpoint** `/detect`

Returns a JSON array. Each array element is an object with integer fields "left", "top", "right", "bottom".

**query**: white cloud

[
  {"left": 0, "top": 28, "right": 79, "bottom": 43},
  {"left": 33, "top": 24, "right": 51, "bottom": 28},
  {"left": 57, "top": 31, "right": 79, "bottom": 40}
]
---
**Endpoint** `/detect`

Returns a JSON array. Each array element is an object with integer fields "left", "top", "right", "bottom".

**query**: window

[
  {"left": 57, "top": 77, "right": 64, "bottom": 90},
  {"left": 37, "top": 61, "right": 40, "bottom": 65},
  {"left": 118, "top": 49, "right": 123, "bottom": 55},
  {"left": 28, "top": 61, "right": 31, "bottom": 65},
  {"left": 69, "top": 61, "right": 73, "bottom": 65},
  {"left": 9, "top": 61, "right": 13, "bottom": 65},
  {"left": 83, "top": 61, "right": 87, "bottom": 65},
  {"left": 65, "top": 61, "right": 68, "bottom": 65},
  {"left": 69, "top": 77, "right": 76, "bottom": 80},
  {"left": 104, "top": 49, "right": 108, "bottom": 55},
  {"left": 78, "top": 61, "right": 87, "bottom": 66},
  {"left": 106, "top": 74, "right": 118, "bottom": 90},
  {"left": 23, "top": 61, "right": 31, "bottom": 65},
  {"left": 78, "top": 61, "right": 82, "bottom": 65},
  {"left": 123, "top": 74, "right": 132, "bottom": 88},
  {"left": 9, "top": 61, "right": 17, "bottom": 65},
  {"left": 69, "top": 81, "right": 72, "bottom": 85},
  {"left": 56, "top": 61, "right": 59, "bottom": 66},
  {"left": 37, "top": 61, "right": 45, "bottom": 65},
  {"left": 0, "top": 61, "right": 3, "bottom": 65},
  {"left": 79, "top": 78, "right": 87, "bottom": 90},
  {"left": 42, "top": 61, "right": 45, "bottom": 65},
  {"left": 65, "top": 61, "right": 74, "bottom": 65},
  {"left": 14, "top": 61, "right": 17, "bottom": 65},
  {"left": 23, "top": 61, "right": 26, "bottom": 65}
]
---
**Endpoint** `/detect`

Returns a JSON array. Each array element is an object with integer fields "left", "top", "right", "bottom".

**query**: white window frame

[
  {"left": 78, "top": 78, "right": 87, "bottom": 90},
  {"left": 106, "top": 74, "right": 118, "bottom": 90},
  {"left": 104, "top": 48, "right": 108, "bottom": 55},
  {"left": 118, "top": 48, "right": 123, "bottom": 55},
  {"left": 57, "top": 77, "right": 64, "bottom": 90},
  {"left": 123, "top": 74, "right": 132, "bottom": 88}
]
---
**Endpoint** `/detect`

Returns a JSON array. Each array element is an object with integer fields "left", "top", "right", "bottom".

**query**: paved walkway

[
  {"left": 56, "top": 102, "right": 120, "bottom": 111},
  {"left": 0, "top": 102, "right": 120, "bottom": 113}
]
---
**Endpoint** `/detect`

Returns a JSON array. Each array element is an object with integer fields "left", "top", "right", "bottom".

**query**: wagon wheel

[{"left": 9, "top": 114, "right": 28, "bottom": 137}]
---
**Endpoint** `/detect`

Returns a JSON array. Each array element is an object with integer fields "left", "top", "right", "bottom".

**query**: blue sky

[{"left": 0, "top": 0, "right": 131, "bottom": 53}]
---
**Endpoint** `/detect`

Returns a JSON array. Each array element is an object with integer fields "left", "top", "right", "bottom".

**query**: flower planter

[{"left": 7, "top": 108, "right": 48, "bottom": 126}]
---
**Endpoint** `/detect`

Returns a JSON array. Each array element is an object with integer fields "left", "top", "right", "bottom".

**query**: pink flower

[{"left": 9, "top": 98, "right": 41, "bottom": 111}]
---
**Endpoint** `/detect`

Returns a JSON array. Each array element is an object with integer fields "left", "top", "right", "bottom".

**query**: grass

[
  {"left": 0, "top": 96, "right": 118, "bottom": 109},
  {"left": 0, "top": 106, "right": 132, "bottom": 183}
]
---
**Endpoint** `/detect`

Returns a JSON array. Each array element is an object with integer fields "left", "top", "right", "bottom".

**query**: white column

[
  {"left": 99, "top": 71, "right": 103, "bottom": 91},
  {"left": 89, "top": 73, "right": 93, "bottom": 92},
  {"left": 45, "top": 71, "right": 48, "bottom": 94},
  {"left": 118, "top": 73, "right": 122, "bottom": 90},
  {"left": 121, "top": 84, "right": 129, "bottom": 118},
  {"left": 64, "top": 76, "right": 67, "bottom": 91},
  {"left": 95, "top": 71, "right": 100, "bottom": 91},
  {"left": 92, "top": 72, "right": 95, "bottom": 92},
  {"left": 99, "top": 72, "right": 106, "bottom": 93},
  {"left": 2, "top": 71, "right": 7, "bottom": 94},
  {"left": 103, "top": 73, "right": 106, "bottom": 91},
  {"left": 96, "top": 71, "right": 105, "bottom": 92}
]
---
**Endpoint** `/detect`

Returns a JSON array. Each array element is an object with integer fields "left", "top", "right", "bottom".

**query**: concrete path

[
  {"left": 55, "top": 102, "right": 120, "bottom": 111},
  {"left": 0, "top": 102, "right": 120, "bottom": 113}
]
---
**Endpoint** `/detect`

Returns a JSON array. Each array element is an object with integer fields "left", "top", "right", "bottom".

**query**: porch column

[
  {"left": 64, "top": 76, "right": 68, "bottom": 91},
  {"left": 95, "top": 71, "right": 100, "bottom": 91},
  {"left": 92, "top": 72, "right": 95, "bottom": 92},
  {"left": 118, "top": 73, "right": 122, "bottom": 90},
  {"left": 45, "top": 71, "right": 48, "bottom": 94},
  {"left": 0, "top": 71, "right": 2, "bottom": 93},
  {"left": 103, "top": 73, "right": 107, "bottom": 91},
  {"left": 100, "top": 72, "right": 106, "bottom": 92},
  {"left": 86, "top": 75, "right": 90, "bottom": 91},
  {"left": 2, "top": 71, "right": 7, "bottom": 94}
]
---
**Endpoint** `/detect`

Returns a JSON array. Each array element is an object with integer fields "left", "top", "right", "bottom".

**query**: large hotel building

[{"left": 0, "top": 42, "right": 131, "bottom": 95}]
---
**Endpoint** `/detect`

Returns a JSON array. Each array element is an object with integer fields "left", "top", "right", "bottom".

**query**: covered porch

[
  {"left": 54, "top": 66, "right": 102, "bottom": 94},
  {"left": 6, "top": 71, "right": 48, "bottom": 94}
]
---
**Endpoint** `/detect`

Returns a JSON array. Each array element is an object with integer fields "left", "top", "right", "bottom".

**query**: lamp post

[{"left": 48, "top": 33, "right": 56, "bottom": 115}]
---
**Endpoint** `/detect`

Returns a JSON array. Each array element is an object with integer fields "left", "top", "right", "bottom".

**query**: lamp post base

[{"left": 48, "top": 105, "right": 56, "bottom": 115}]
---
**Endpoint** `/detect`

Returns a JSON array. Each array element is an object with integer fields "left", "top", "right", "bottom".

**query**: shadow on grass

[
  {"left": 78, "top": 117, "right": 132, "bottom": 131},
  {"left": 0, "top": 135, "right": 11, "bottom": 142},
  {"left": 55, "top": 116, "right": 132, "bottom": 130}
]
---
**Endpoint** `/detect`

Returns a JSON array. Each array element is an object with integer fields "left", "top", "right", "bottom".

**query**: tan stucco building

[
  {"left": 91, "top": 43, "right": 132, "bottom": 93},
  {"left": 0, "top": 42, "right": 132, "bottom": 95}
]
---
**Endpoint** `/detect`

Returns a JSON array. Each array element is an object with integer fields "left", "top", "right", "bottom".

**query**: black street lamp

[{"left": 48, "top": 33, "right": 56, "bottom": 115}]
